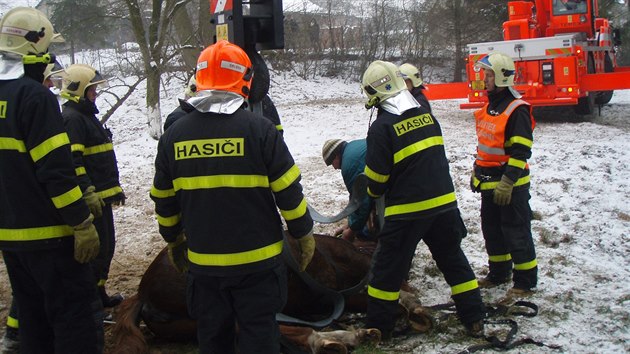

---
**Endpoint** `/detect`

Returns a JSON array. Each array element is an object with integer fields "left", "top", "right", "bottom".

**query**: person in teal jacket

[{"left": 322, "top": 138, "right": 375, "bottom": 242}]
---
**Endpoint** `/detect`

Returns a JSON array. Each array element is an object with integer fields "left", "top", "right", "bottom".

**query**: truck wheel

[
  {"left": 247, "top": 51, "right": 270, "bottom": 104},
  {"left": 575, "top": 55, "right": 595, "bottom": 115},
  {"left": 594, "top": 53, "right": 614, "bottom": 105}
]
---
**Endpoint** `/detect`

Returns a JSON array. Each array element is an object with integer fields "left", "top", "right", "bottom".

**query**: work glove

[
  {"left": 167, "top": 233, "right": 189, "bottom": 273},
  {"left": 73, "top": 214, "right": 100, "bottom": 264},
  {"left": 493, "top": 175, "right": 515, "bottom": 206},
  {"left": 297, "top": 230, "right": 315, "bottom": 272},
  {"left": 83, "top": 186, "right": 105, "bottom": 218}
]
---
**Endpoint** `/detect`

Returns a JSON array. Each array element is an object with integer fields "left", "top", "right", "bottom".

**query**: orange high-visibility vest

[{"left": 474, "top": 99, "right": 532, "bottom": 168}]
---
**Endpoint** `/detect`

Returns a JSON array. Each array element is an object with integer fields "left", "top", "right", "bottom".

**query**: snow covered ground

[{"left": 97, "top": 70, "right": 630, "bottom": 353}]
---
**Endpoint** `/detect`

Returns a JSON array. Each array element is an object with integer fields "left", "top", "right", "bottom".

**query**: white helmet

[
  {"left": 475, "top": 52, "right": 516, "bottom": 87},
  {"left": 399, "top": 63, "right": 423, "bottom": 88},
  {"left": 61, "top": 64, "right": 107, "bottom": 101},
  {"left": 361, "top": 60, "right": 406, "bottom": 109},
  {"left": 43, "top": 60, "right": 66, "bottom": 87},
  {"left": 0, "top": 7, "right": 60, "bottom": 59},
  {"left": 184, "top": 75, "right": 197, "bottom": 98}
]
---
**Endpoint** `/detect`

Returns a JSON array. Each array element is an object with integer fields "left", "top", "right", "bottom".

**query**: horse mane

[{"left": 110, "top": 294, "right": 148, "bottom": 354}]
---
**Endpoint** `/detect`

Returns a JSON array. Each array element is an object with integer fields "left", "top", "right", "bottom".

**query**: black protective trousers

[
  {"left": 91, "top": 204, "right": 116, "bottom": 284},
  {"left": 481, "top": 189, "right": 537, "bottom": 290},
  {"left": 187, "top": 264, "right": 287, "bottom": 354},
  {"left": 366, "top": 209, "right": 485, "bottom": 334},
  {"left": 3, "top": 245, "right": 103, "bottom": 353}
]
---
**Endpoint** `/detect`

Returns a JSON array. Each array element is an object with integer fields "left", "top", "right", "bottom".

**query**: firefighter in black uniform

[
  {"left": 399, "top": 63, "right": 432, "bottom": 113},
  {"left": 471, "top": 52, "right": 538, "bottom": 296},
  {"left": 150, "top": 40, "right": 315, "bottom": 354},
  {"left": 61, "top": 64, "right": 125, "bottom": 309},
  {"left": 0, "top": 7, "right": 102, "bottom": 353},
  {"left": 361, "top": 60, "right": 485, "bottom": 339}
]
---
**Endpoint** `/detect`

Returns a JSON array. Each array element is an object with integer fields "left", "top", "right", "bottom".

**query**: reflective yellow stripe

[
  {"left": 97, "top": 279, "right": 107, "bottom": 286},
  {"left": 51, "top": 186, "right": 82, "bottom": 209},
  {"left": 96, "top": 186, "right": 123, "bottom": 200},
  {"left": 508, "top": 158, "right": 527, "bottom": 169},
  {"left": 385, "top": 192, "right": 456, "bottom": 217},
  {"left": 367, "top": 285, "right": 399, "bottom": 301},
  {"left": 393, "top": 136, "right": 443, "bottom": 164},
  {"left": 157, "top": 213, "right": 181, "bottom": 227},
  {"left": 367, "top": 187, "right": 379, "bottom": 198},
  {"left": 276, "top": 124, "right": 283, "bottom": 131},
  {"left": 188, "top": 240, "right": 283, "bottom": 266},
  {"left": 75, "top": 166, "right": 86, "bottom": 176},
  {"left": 84, "top": 142, "right": 113, "bottom": 156},
  {"left": 150, "top": 185, "right": 176, "bottom": 198},
  {"left": 0, "top": 137, "right": 27, "bottom": 153},
  {"left": 280, "top": 198, "right": 308, "bottom": 221},
  {"left": 364, "top": 166, "right": 389, "bottom": 183},
  {"left": 506, "top": 135, "right": 533, "bottom": 148},
  {"left": 0, "top": 225, "right": 73, "bottom": 241},
  {"left": 514, "top": 258, "right": 537, "bottom": 271},
  {"left": 6, "top": 316, "right": 18, "bottom": 329},
  {"left": 71, "top": 143, "right": 85, "bottom": 152},
  {"left": 489, "top": 254, "right": 512, "bottom": 262},
  {"left": 451, "top": 279, "right": 479, "bottom": 295},
  {"left": 480, "top": 175, "right": 530, "bottom": 191},
  {"left": 30, "top": 133, "right": 69, "bottom": 163},
  {"left": 270, "top": 165, "right": 300, "bottom": 192},
  {"left": 173, "top": 175, "right": 269, "bottom": 191}
]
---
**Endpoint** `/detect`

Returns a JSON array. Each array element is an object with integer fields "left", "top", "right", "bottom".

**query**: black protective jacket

[
  {"left": 0, "top": 77, "right": 90, "bottom": 251},
  {"left": 151, "top": 107, "right": 312, "bottom": 276},
  {"left": 62, "top": 100, "right": 124, "bottom": 203},
  {"left": 365, "top": 105, "right": 457, "bottom": 221}
]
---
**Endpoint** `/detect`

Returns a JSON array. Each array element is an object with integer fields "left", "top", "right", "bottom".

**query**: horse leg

[
  {"left": 279, "top": 325, "right": 348, "bottom": 354},
  {"left": 399, "top": 290, "right": 434, "bottom": 333},
  {"left": 110, "top": 294, "right": 149, "bottom": 354},
  {"left": 317, "top": 328, "right": 381, "bottom": 349}
]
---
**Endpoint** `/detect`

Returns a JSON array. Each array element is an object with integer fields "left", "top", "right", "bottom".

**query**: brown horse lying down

[{"left": 110, "top": 234, "right": 432, "bottom": 353}]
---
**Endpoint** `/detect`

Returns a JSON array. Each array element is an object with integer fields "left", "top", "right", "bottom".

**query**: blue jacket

[{"left": 340, "top": 139, "right": 372, "bottom": 231}]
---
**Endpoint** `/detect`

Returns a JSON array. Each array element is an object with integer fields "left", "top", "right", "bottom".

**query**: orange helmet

[{"left": 195, "top": 40, "right": 253, "bottom": 98}]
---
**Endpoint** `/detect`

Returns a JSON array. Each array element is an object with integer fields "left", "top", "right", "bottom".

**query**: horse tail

[{"left": 110, "top": 294, "right": 149, "bottom": 354}]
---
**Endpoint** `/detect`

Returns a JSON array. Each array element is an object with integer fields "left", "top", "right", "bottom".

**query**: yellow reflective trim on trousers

[
  {"left": 393, "top": 136, "right": 444, "bottom": 164},
  {"left": 150, "top": 185, "right": 176, "bottom": 198},
  {"left": 97, "top": 186, "right": 123, "bottom": 200},
  {"left": 451, "top": 279, "right": 479, "bottom": 296},
  {"left": 30, "top": 133, "right": 70, "bottom": 163},
  {"left": 6, "top": 316, "right": 18, "bottom": 329},
  {"left": 0, "top": 225, "right": 73, "bottom": 241},
  {"left": 508, "top": 158, "right": 527, "bottom": 169},
  {"left": 364, "top": 165, "right": 389, "bottom": 183},
  {"left": 514, "top": 258, "right": 538, "bottom": 270},
  {"left": 270, "top": 165, "right": 300, "bottom": 192},
  {"left": 157, "top": 213, "right": 181, "bottom": 227},
  {"left": 367, "top": 285, "right": 400, "bottom": 301},
  {"left": 173, "top": 175, "right": 269, "bottom": 191},
  {"left": 0, "top": 137, "right": 27, "bottom": 153},
  {"left": 280, "top": 197, "right": 308, "bottom": 221},
  {"left": 505, "top": 135, "right": 533, "bottom": 148},
  {"left": 51, "top": 186, "right": 82, "bottom": 209},
  {"left": 71, "top": 143, "right": 85, "bottom": 152},
  {"left": 385, "top": 192, "right": 456, "bottom": 217},
  {"left": 84, "top": 143, "right": 113, "bottom": 156},
  {"left": 75, "top": 166, "right": 86, "bottom": 176},
  {"left": 97, "top": 279, "right": 107, "bottom": 286},
  {"left": 480, "top": 175, "right": 530, "bottom": 191},
  {"left": 489, "top": 254, "right": 512, "bottom": 262},
  {"left": 188, "top": 240, "right": 283, "bottom": 266}
]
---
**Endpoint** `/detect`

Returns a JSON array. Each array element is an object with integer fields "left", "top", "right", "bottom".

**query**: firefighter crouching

[
  {"left": 471, "top": 51, "right": 538, "bottom": 296},
  {"left": 361, "top": 60, "right": 486, "bottom": 339},
  {"left": 0, "top": 7, "right": 103, "bottom": 353},
  {"left": 150, "top": 40, "right": 315, "bottom": 354},
  {"left": 61, "top": 64, "right": 125, "bottom": 309}
]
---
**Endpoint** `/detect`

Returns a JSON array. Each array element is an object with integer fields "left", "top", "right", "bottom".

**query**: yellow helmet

[
  {"left": 0, "top": 7, "right": 60, "bottom": 58},
  {"left": 61, "top": 64, "right": 107, "bottom": 101},
  {"left": 399, "top": 63, "right": 423, "bottom": 88},
  {"left": 361, "top": 60, "right": 406, "bottom": 109},
  {"left": 475, "top": 52, "right": 516, "bottom": 87}
]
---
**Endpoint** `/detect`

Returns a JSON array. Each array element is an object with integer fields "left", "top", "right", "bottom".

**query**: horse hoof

[
  {"left": 360, "top": 328, "right": 381, "bottom": 345},
  {"left": 318, "top": 340, "right": 347, "bottom": 354},
  {"left": 409, "top": 307, "right": 434, "bottom": 333}
]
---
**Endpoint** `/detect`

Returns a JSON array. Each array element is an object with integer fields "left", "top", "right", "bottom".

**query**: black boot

[{"left": 98, "top": 286, "right": 124, "bottom": 308}]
